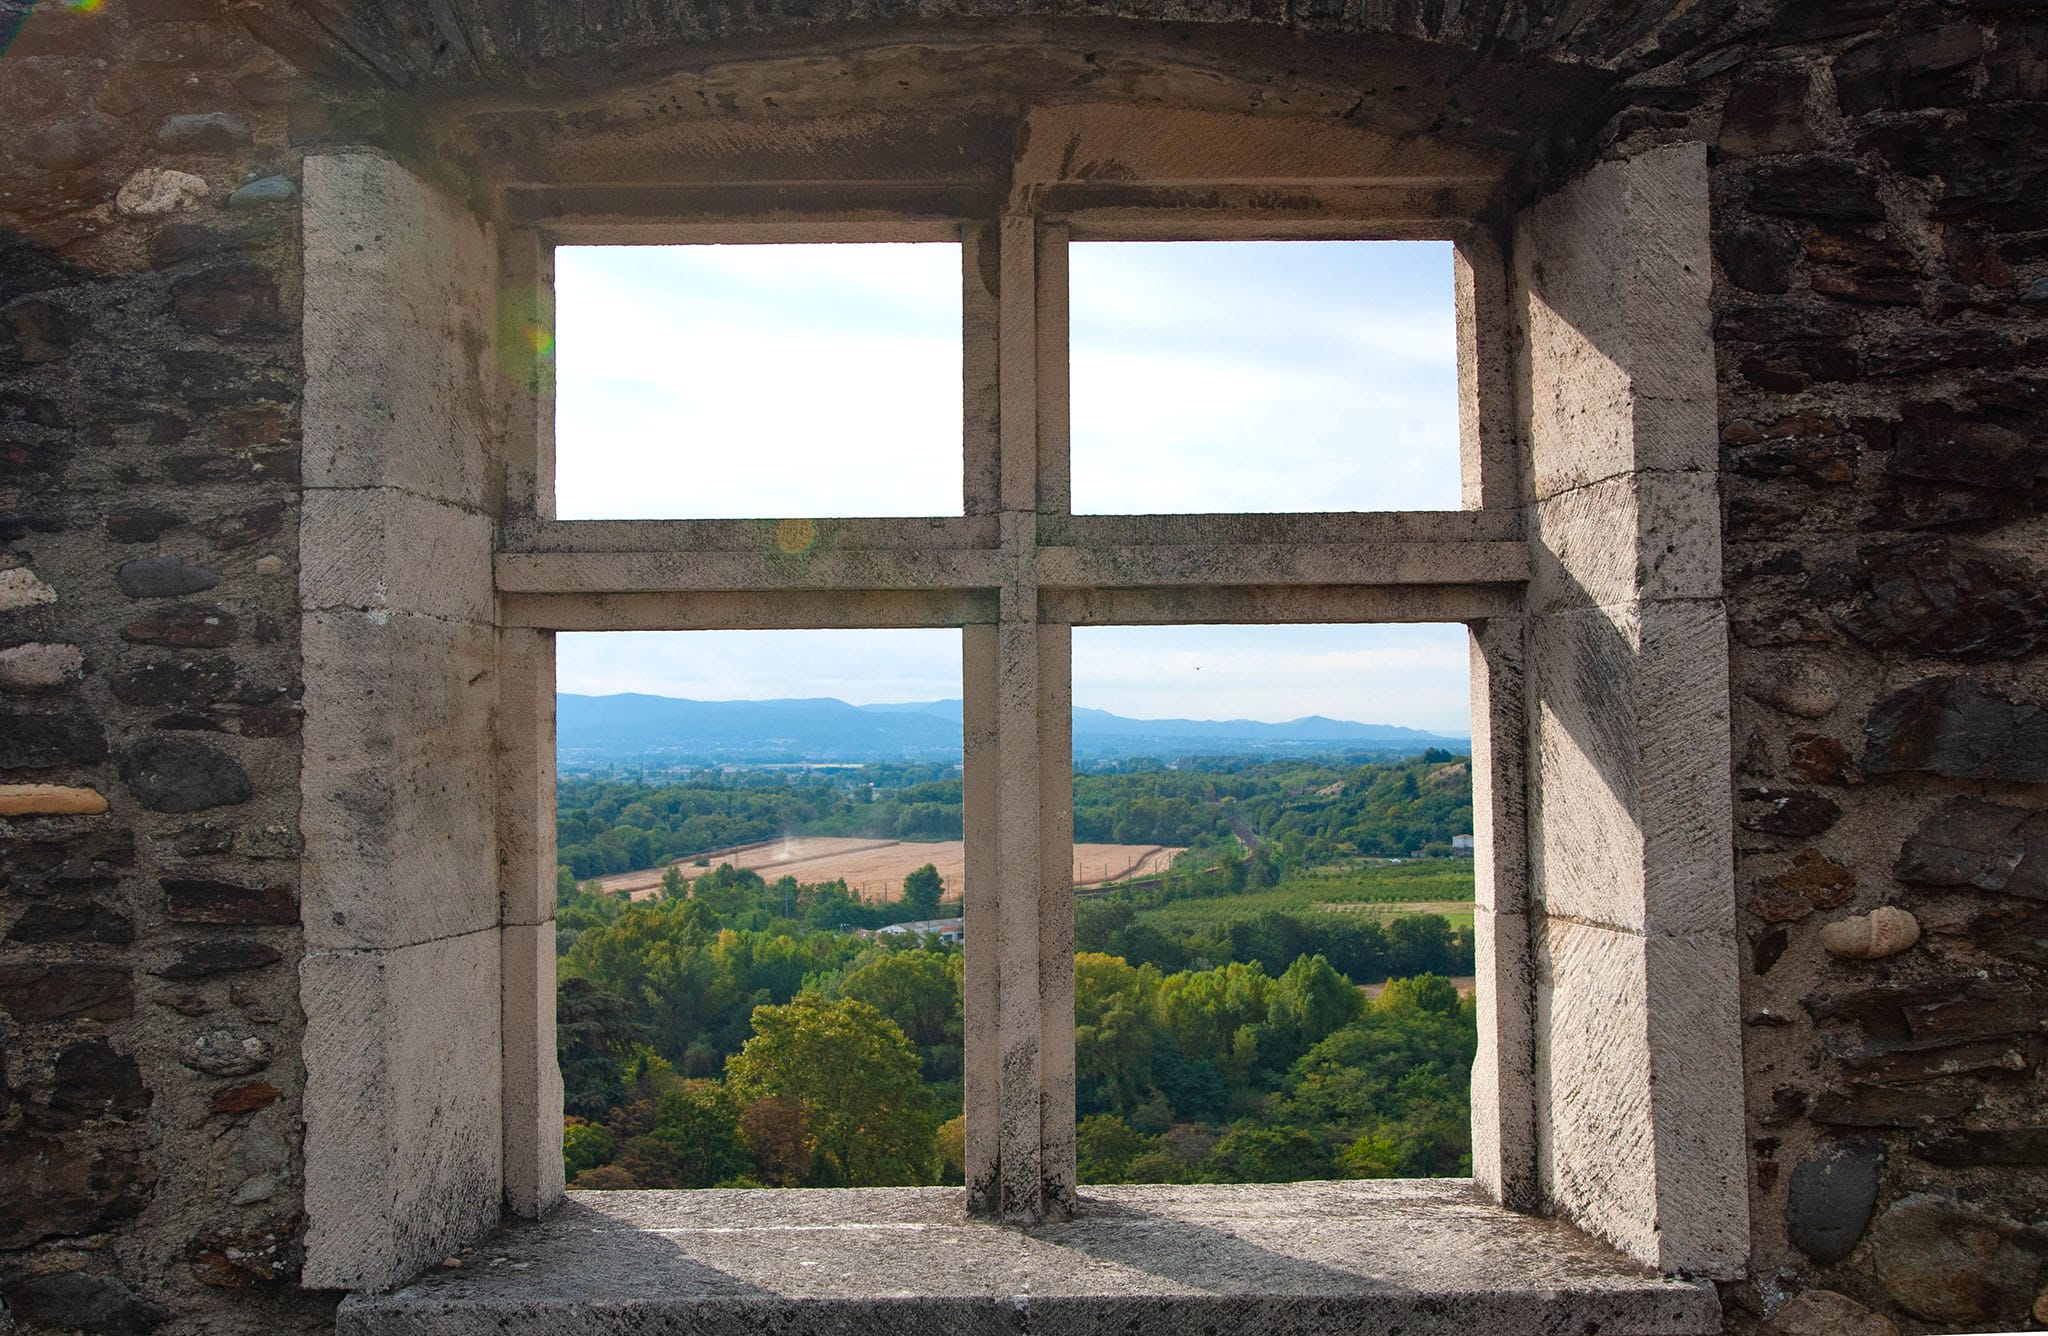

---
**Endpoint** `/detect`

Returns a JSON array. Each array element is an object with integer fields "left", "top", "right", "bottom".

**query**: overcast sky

[{"left": 553, "top": 241, "right": 1471, "bottom": 734}]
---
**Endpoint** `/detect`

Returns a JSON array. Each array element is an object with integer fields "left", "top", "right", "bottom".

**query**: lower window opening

[{"left": 1071, "top": 623, "right": 1479, "bottom": 1186}]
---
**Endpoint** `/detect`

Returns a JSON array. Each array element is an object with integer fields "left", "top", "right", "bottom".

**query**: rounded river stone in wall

[
  {"left": 116, "top": 555, "right": 221, "bottom": 599},
  {"left": 1787, "top": 1141, "right": 1883, "bottom": 1263},
  {"left": 119, "top": 736, "right": 252, "bottom": 813}
]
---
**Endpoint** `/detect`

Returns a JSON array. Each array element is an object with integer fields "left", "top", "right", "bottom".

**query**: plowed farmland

[{"left": 597, "top": 837, "right": 1182, "bottom": 903}]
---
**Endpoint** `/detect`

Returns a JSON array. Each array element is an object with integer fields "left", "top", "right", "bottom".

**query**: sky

[{"left": 553, "top": 240, "right": 1471, "bottom": 734}]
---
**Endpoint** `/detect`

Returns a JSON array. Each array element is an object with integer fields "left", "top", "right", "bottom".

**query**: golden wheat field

[{"left": 597, "top": 836, "right": 1183, "bottom": 904}]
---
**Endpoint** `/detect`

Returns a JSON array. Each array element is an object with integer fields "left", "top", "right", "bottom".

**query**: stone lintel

[{"left": 335, "top": 1183, "right": 1721, "bottom": 1336}]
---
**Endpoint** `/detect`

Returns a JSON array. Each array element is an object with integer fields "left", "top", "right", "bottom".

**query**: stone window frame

[{"left": 296, "top": 122, "right": 1748, "bottom": 1294}]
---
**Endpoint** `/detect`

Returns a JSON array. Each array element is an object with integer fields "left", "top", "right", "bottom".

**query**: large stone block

[
  {"left": 301, "top": 610, "right": 498, "bottom": 949},
  {"left": 502, "top": 921, "right": 565, "bottom": 1218},
  {"left": 1529, "top": 601, "right": 1735, "bottom": 937},
  {"left": 302, "top": 930, "right": 504, "bottom": 1290},
  {"left": 1517, "top": 143, "right": 1715, "bottom": 501},
  {"left": 1469, "top": 907, "right": 1536, "bottom": 1209},
  {"left": 1535, "top": 917, "right": 1747, "bottom": 1276},
  {"left": 1527, "top": 471, "right": 1722, "bottom": 614},
  {"left": 302, "top": 486, "right": 493, "bottom": 623},
  {"left": 302, "top": 153, "right": 498, "bottom": 508}
]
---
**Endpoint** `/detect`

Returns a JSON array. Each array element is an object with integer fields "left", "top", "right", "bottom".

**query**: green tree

[
  {"left": 659, "top": 865, "right": 687, "bottom": 901},
  {"left": 1204, "top": 1126, "right": 1333, "bottom": 1182},
  {"left": 725, "top": 993, "right": 936, "bottom": 1187},
  {"left": 901, "top": 863, "right": 944, "bottom": 920},
  {"left": 834, "top": 947, "right": 964, "bottom": 1085},
  {"left": 563, "top": 1118, "right": 614, "bottom": 1178}
]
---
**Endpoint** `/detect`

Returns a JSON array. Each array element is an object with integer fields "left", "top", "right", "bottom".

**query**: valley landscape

[{"left": 553, "top": 694, "right": 1480, "bottom": 1195}]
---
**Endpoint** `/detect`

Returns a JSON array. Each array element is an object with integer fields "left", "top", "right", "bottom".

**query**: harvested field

[{"left": 599, "top": 837, "right": 1182, "bottom": 904}]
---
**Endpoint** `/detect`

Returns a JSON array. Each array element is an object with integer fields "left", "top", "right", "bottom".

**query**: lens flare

[
  {"left": 774, "top": 518, "right": 817, "bottom": 554},
  {"left": 67, "top": 0, "right": 104, "bottom": 11}
]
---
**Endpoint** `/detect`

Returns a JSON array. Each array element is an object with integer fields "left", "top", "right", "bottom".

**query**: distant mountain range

[{"left": 557, "top": 694, "right": 1466, "bottom": 767}]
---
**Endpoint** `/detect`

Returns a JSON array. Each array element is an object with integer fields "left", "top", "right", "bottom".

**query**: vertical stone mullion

[
  {"left": 963, "top": 213, "right": 1075, "bottom": 1221},
  {"left": 1035, "top": 619, "right": 1076, "bottom": 1216}
]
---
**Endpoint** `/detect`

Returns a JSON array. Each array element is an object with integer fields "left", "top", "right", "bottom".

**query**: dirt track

[{"left": 598, "top": 837, "right": 1183, "bottom": 903}]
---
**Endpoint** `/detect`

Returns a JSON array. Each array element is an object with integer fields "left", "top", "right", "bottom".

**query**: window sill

[{"left": 336, "top": 1180, "right": 1720, "bottom": 1335}]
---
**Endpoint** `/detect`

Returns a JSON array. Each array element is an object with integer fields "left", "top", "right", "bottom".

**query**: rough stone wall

[
  {"left": 0, "top": 0, "right": 2043, "bottom": 1333},
  {"left": 0, "top": 2, "right": 335, "bottom": 1332},
  {"left": 1689, "top": 5, "right": 2048, "bottom": 1333}
]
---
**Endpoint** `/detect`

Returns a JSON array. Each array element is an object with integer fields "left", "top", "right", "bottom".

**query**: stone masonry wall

[
  {"left": 1690, "top": 4, "right": 2048, "bottom": 1332},
  {"left": 0, "top": 0, "right": 2044, "bottom": 1333},
  {"left": 0, "top": 2, "right": 334, "bottom": 1332}
]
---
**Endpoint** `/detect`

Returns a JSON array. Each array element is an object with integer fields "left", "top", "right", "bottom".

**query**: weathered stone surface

[
  {"left": 301, "top": 611, "right": 498, "bottom": 949},
  {"left": 1971, "top": 901, "right": 2048, "bottom": 969},
  {"left": 124, "top": 604, "right": 239, "bottom": 647},
  {"left": 229, "top": 175, "right": 297, "bottom": 209},
  {"left": 0, "top": 640, "right": 83, "bottom": 691},
  {"left": 0, "top": 298, "right": 81, "bottom": 364},
  {"left": 1890, "top": 408, "right": 2045, "bottom": 491},
  {"left": 209, "top": 1108, "right": 291, "bottom": 1204},
  {"left": 1717, "top": 73, "right": 1816, "bottom": 159},
  {"left": 162, "top": 877, "right": 298, "bottom": 925},
  {"left": 1897, "top": 797, "right": 2047, "bottom": 899},
  {"left": 120, "top": 736, "right": 252, "bottom": 812},
  {"left": 0, "top": 783, "right": 108, "bottom": 816},
  {"left": 116, "top": 555, "right": 221, "bottom": 599},
  {"left": 1807, "top": 977, "right": 2042, "bottom": 1043},
  {"left": 1810, "top": 1084, "right": 1977, "bottom": 1128},
  {"left": 0, "top": 1269, "right": 169, "bottom": 1334},
  {"left": 1746, "top": 157, "right": 1886, "bottom": 220},
  {"left": 1785, "top": 734, "right": 1850, "bottom": 785},
  {"left": 1786, "top": 1142, "right": 1881, "bottom": 1263},
  {"left": 1870, "top": 1193, "right": 2046, "bottom": 1324},
  {"left": 0, "top": 961, "right": 132, "bottom": 1021},
  {"left": 335, "top": 1183, "right": 1722, "bottom": 1336},
  {"left": 0, "top": 707, "right": 108, "bottom": 768},
  {"left": 210, "top": 1080, "right": 282, "bottom": 1114},
  {"left": 1863, "top": 677, "right": 2048, "bottom": 782},
  {"left": 1740, "top": 788, "right": 1841, "bottom": 838},
  {"left": 1837, "top": 538, "right": 2048, "bottom": 658},
  {"left": 1758, "top": 1290, "right": 1898, "bottom": 1336},
  {"left": 155, "top": 939, "right": 283, "bottom": 979},
  {"left": 0, "top": 828, "right": 134, "bottom": 891},
  {"left": 17, "top": 116, "right": 121, "bottom": 169},
  {"left": 109, "top": 655, "right": 239, "bottom": 708},
  {"left": 154, "top": 111, "right": 252, "bottom": 152},
  {"left": 0, "top": 566, "right": 59, "bottom": 610},
  {"left": 180, "top": 1030, "right": 273, "bottom": 1077},
  {"left": 1912, "top": 1126, "right": 2048, "bottom": 1166},
  {"left": 6, "top": 900, "right": 134, "bottom": 945},
  {"left": 105, "top": 505, "right": 186, "bottom": 544},
  {"left": 207, "top": 499, "right": 287, "bottom": 550},
  {"left": 191, "top": 1217, "right": 301, "bottom": 1287},
  {"left": 38, "top": 1039, "right": 151, "bottom": 1128},
  {"left": 0, "top": 1136, "right": 156, "bottom": 1249},
  {"left": 116, "top": 166, "right": 210, "bottom": 216},
  {"left": 1744, "top": 660, "right": 1839, "bottom": 719},
  {"left": 171, "top": 261, "right": 281, "bottom": 339},
  {"left": 1776, "top": 850, "right": 1855, "bottom": 907},
  {"left": 303, "top": 932, "right": 504, "bottom": 1289},
  {"left": 1818, "top": 906, "right": 1920, "bottom": 960}
]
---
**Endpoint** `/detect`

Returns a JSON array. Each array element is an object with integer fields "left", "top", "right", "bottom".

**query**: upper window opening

[
  {"left": 553, "top": 243, "right": 963, "bottom": 521},
  {"left": 1068, "top": 241, "right": 1460, "bottom": 516}
]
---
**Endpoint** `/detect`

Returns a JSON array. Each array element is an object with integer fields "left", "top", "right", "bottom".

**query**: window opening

[
  {"left": 553, "top": 628, "right": 970, "bottom": 1191},
  {"left": 1068, "top": 623, "right": 1479, "bottom": 1186},
  {"left": 1067, "top": 241, "right": 1460, "bottom": 515},
  {"left": 553, "top": 243, "right": 963, "bottom": 520}
]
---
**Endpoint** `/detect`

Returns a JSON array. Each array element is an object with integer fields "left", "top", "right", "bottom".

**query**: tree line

[
  {"left": 558, "top": 751, "right": 1475, "bottom": 880},
  {"left": 554, "top": 861, "right": 1473, "bottom": 1191}
]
